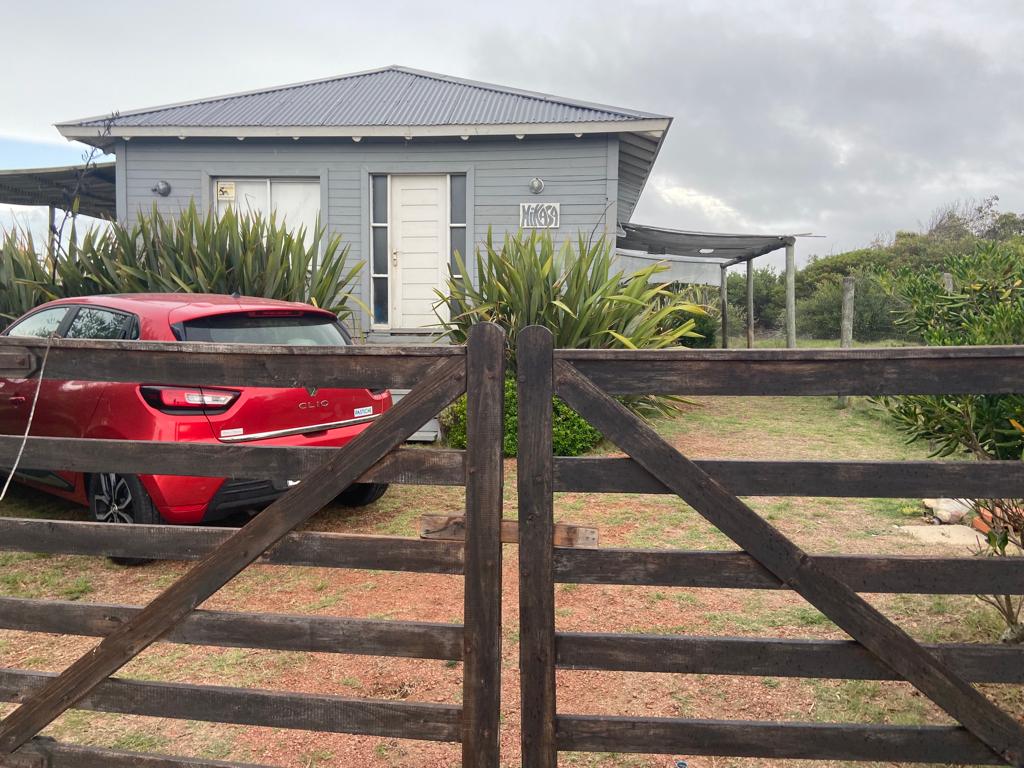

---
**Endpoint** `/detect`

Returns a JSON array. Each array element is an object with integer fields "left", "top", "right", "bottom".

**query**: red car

[{"left": 0, "top": 294, "right": 392, "bottom": 526}]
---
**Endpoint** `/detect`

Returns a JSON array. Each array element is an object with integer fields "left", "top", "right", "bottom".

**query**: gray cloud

[{"left": 2, "top": 0, "right": 1022, "bottom": 267}]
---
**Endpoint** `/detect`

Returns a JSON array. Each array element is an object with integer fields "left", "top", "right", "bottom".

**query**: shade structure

[
  {"left": 613, "top": 222, "right": 802, "bottom": 350},
  {"left": 614, "top": 248, "right": 723, "bottom": 285},
  {"left": 618, "top": 222, "right": 795, "bottom": 265},
  {"left": 0, "top": 162, "right": 116, "bottom": 219}
]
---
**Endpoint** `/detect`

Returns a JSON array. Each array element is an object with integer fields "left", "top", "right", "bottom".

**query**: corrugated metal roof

[{"left": 63, "top": 66, "right": 667, "bottom": 129}]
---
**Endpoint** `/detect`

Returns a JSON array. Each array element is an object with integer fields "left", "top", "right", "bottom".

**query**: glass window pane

[
  {"left": 270, "top": 180, "right": 320, "bottom": 248},
  {"left": 371, "top": 175, "right": 387, "bottom": 224},
  {"left": 7, "top": 307, "right": 67, "bottom": 338},
  {"left": 372, "top": 227, "right": 389, "bottom": 275},
  {"left": 66, "top": 308, "right": 128, "bottom": 340},
  {"left": 182, "top": 314, "right": 347, "bottom": 346},
  {"left": 450, "top": 227, "right": 466, "bottom": 276},
  {"left": 217, "top": 178, "right": 269, "bottom": 219},
  {"left": 450, "top": 174, "right": 466, "bottom": 225},
  {"left": 372, "top": 277, "right": 388, "bottom": 324}
]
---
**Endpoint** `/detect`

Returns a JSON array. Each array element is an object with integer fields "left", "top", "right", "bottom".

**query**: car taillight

[{"left": 140, "top": 386, "right": 240, "bottom": 413}]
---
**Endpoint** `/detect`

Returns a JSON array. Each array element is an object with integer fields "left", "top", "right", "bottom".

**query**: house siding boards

[{"left": 119, "top": 134, "right": 618, "bottom": 333}]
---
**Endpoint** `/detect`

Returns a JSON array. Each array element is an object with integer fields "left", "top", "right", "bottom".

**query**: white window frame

[
  {"left": 369, "top": 174, "right": 391, "bottom": 329},
  {"left": 448, "top": 174, "right": 466, "bottom": 281}
]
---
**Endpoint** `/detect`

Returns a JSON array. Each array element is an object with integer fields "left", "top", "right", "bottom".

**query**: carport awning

[
  {"left": 614, "top": 223, "right": 798, "bottom": 286},
  {"left": 0, "top": 162, "right": 116, "bottom": 219}
]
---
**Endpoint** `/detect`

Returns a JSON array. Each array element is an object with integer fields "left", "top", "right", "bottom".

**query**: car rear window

[{"left": 181, "top": 313, "right": 348, "bottom": 346}]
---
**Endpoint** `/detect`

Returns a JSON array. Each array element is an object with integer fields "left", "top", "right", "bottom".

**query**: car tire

[
  {"left": 88, "top": 473, "right": 161, "bottom": 565},
  {"left": 334, "top": 482, "right": 389, "bottom": 507}
]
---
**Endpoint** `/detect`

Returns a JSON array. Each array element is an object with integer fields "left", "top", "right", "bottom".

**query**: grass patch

[
  {"left": 110, "top": 730, "right": 170, "bottom": 752},
  {"left": 809, "top": 679, "right": 930, "bottom": 725}
]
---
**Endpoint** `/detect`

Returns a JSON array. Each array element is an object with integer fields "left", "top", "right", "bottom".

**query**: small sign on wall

[
  {"left": 216, "top": 181, "right": 236, "bottom": 202},
  {"left": 520, "top": 202, "right": 560, "bottom": 229}
]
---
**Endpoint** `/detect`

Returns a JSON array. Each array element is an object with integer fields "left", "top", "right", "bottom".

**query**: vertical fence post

[
  {"left": 745, "top": 259, "right": 755, "bottom": 349},
  {"left": 837, "top": 275, "right": 855, "bottom": 409},
  {"left": 518, "top": 326, "right": 556, "bottom": 768},
  {"left": 720, "top": 264, "right": 729, "bottom": 349},
  {"left": 462, "top": 322, "right": 506, "bottom": 768},
  {"left": 785, "top": 238, "right": 797, "bottom": 348}
]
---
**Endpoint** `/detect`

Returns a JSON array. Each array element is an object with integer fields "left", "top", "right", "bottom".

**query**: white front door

[{"left": 389, "top": 175, "right": 448, "bottom": 328}]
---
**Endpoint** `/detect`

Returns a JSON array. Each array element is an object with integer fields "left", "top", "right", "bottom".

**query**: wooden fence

[
  {"left": 0, "top": 324, "right": 506, "bottom": 768},
  {"left": 3, "top": 323, "right": 1024, "bottom": 766},
  {"left": 517, "top": 327, "right": 1024, "bottom": 768}
]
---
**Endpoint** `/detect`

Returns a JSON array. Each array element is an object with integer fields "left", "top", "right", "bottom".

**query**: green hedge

[
  {"left": 439, "top": 376, "right": 602, "bottom": 457},
  {"left": 1, "top": 203, "right": 362, "bottom": 322}
]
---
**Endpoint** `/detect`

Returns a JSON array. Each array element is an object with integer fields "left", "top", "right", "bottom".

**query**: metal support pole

[
  {"left": 838, "top": 276, "right": 855, "bottom": 409},
  {"left": 785, "top": 241, "right": 796, "bottom": 348},
  {"left": 720, "top": 264, "right": 729, "bottom": 349},
  {"left": 746, "top": 259, "right": 755, "bottom": 349},
  {"left": 46, "top": 206, "right": 55, "bottom": 263}
]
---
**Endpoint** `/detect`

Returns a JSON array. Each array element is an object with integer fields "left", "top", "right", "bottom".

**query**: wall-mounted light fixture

[
  {"left": 528, "top": 177, "right": 545, "bottom": 195},
  {"left": 152, "top": 180, "right": 172, "bottom": 197}
]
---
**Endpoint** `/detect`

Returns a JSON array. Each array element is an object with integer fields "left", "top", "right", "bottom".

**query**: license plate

[{"left": 354, "top": 406, "right": 373, "bottom": 418}]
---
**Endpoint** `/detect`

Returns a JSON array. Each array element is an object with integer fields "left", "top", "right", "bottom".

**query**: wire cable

[{"left": 0, "top": 334, "right": 54, "bottom": 503}]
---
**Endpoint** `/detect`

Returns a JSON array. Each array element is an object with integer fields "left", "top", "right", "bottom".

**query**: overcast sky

[{"left": 2, "top": 0, "right": 1022, "bottom": 268}]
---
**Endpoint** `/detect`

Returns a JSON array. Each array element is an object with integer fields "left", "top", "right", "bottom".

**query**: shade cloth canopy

[
  {"left": 0, "top": 162, "right": 115, "bottom": 219},
  {"left": 613, "top": 223, "right": 799, "bottom": 286}
]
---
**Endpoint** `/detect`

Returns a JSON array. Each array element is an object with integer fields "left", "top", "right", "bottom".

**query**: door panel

[{"left": 390, "top": 175, "right": 448, "bottom": 328}]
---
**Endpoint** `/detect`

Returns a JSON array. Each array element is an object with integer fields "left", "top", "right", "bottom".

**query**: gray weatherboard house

[{"left": 52, "top": 66, "right": 797, "bottom": 344}]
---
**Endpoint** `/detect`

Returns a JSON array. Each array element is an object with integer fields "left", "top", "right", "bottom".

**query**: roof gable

[{"left": 58, "top": 66, "right": 668, "bottom": 132}]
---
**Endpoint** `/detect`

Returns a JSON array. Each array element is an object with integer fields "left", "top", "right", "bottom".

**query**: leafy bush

[
  {"left": 796, "top": 273, "right": 906, "bottom": 341},
  {"left": 679, "top": 307, "right": 718, "bottom": 348},
  {"left": 0, "top": 229, "right": 57, "bottom": 321},
  {"left": 439, "top": 376, "right": 602, "bottom": 457},
  {"left": 659, "top": 283, "right": 717, "bottom": 348},
  {"left": 878, "top": 241, "right": 1024, "bottom": 459},
  {"left": 438, "top": 230, "right": 703, "bottom": 358},
  {"left": 0, "top": 203, "right": 363, "bottom": 322},
  {"left": 436, "top": 229, "right": 704, "bottom": 418},
  {"left": 878, "top": 240, "right": 1024, "bottom": 641},
  {"left": 726, "top": 266, "right": 786, "bottom": 331}
]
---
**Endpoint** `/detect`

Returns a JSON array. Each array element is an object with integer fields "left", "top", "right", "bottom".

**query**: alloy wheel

[{"left": 93, "top": 473, "right": 135, "bottom": 524}]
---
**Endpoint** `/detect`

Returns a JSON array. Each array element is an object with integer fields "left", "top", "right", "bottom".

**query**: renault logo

[{"left": 305, "top": 385, "right": 318, "bottom": 397}]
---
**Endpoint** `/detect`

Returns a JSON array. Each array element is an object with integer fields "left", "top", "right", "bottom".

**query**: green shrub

[
  {"left": 877, "top": 240, "right": 1024, "bottom": 641},
  {"left": 436, "top": 229, "right": 704, "bottom": 418},
  {"left": 678, "top": 307, "right": 718, "bottom": 348},
  {"left": 727, "top": 266, "right": 786, "bottom": 331},
  {"left": 439, "top": 376, "right": 602, "bottom": 457},
  {"left": 0, "top": 229, "right": 58, "bottom": 321},
  {"left": 0, "top": 203, "right": 363, "bottom": 323},
  {"left": 796, "top": 273, "right": 906, "bottom": 341},
  {"left": 878, "top": 241, "right": 1024, "bottom": 459}
]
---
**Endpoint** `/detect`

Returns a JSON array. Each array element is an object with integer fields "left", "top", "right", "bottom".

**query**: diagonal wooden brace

[
  {"left": 0, "top": 354, "right": 468, "bottom": 755},
  {"left": 553, "top": 357, "right": 1024, "bottom": 767}
]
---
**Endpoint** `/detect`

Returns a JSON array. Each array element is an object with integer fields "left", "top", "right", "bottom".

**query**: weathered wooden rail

[
  {"left": 517, "top": 328, "right": 1024, "bottom": 768},
  {"left": 4, "top": 326, "right": 1024, "bottom": 766},
  {"left": 0, "top": 325, "right": 506, "bottom": 768}
]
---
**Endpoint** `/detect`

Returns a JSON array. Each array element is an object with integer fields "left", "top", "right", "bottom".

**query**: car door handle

[{"left": 9, "top": 396, "right": 26, "bottom": 406}]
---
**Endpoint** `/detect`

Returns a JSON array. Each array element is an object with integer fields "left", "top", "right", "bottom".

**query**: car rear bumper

[
  {"left": 143, "top": 419, "right": 376, "bottom": 524},
  {"left": 201, "top": 477, "right": 291, "bottom": 521}
]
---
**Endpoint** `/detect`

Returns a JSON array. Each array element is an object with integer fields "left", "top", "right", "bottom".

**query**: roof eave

[
  {"left": 616, "top": 116, "right": 672, "bottom": 223},
  {"left": 56, "top": 118, "right": 671, "bottom": 145}
]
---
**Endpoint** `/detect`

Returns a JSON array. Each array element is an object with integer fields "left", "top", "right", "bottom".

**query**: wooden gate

[
  {"left": 0, "top": 323, "right": 505, "bottom": 768},
  {"left": 516, "top": 326, "right": 1024, "bottom": 767}
]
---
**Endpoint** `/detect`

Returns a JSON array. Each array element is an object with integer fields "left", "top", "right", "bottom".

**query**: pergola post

[
  {"left": 745, "top": 259, "right": 754, "bottom": 348},
  {"left": 46, "top": 205, "right": 56, "bottom": 262},
  {"left": 785, "top": 239, "right": 796, "bottom": 348},
  {"left": 719, "top": 264, "right": 729, "bottom": 349}
]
